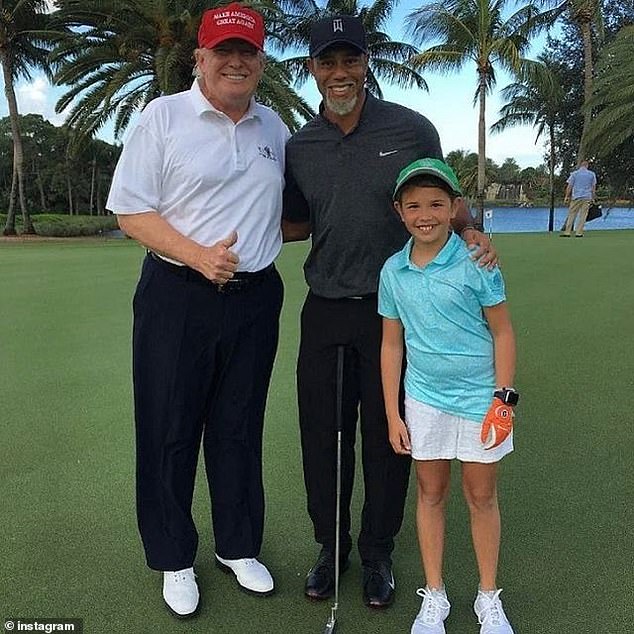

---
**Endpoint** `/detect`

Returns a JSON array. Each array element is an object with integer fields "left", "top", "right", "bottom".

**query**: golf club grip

[{"left": 336, "top": 346, "right": 344, "bottom": 433}]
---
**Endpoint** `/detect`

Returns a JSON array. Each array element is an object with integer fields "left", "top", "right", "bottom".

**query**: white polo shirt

[{"left": 106, "top": 80, "right": 290, "bottom": 271}]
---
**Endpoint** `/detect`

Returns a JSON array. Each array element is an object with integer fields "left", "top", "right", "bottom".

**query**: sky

[{"left": 0, "top": 1, "right": 551, "bottom": 169}]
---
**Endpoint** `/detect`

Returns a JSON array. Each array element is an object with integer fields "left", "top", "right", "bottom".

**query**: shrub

[{"left": 0, "top": 214, "right": 118, "bottom": 237}]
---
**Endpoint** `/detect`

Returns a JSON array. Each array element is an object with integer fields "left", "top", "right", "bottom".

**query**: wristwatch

[{"left": 494, "top": 387, "right": 519, "bottom": 406}]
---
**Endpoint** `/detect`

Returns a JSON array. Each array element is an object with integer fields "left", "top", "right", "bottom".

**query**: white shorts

[{"left": 405, "top": 396, "right": 514, "bottom": 464}]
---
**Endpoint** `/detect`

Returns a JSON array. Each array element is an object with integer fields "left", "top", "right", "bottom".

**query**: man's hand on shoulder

[{"left": 462, "top": 228, "right": 498, "bottom": 269}]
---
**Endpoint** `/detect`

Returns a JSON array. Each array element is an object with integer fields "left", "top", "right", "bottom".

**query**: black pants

[
  {"left": 297, "top": 292, "right": 411, "bottom": 564},
  {"left": 133, "top": 254, "right": 283, "bottom": 570}
]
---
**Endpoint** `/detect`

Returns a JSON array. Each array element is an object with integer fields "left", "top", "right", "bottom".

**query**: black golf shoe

[
  {"left": 362, "top": 560, "right": 395, "bottom": 608},
  {"left": 304, "top": 548, "right": 350, "bottom": 600}
]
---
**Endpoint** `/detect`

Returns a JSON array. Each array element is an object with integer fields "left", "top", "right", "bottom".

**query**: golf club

[{"left": 323, "top": 344, "right": 345, "bottom": 634}]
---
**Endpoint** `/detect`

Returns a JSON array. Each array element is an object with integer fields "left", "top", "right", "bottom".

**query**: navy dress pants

[
  {"left": 132, "top": 254, "right": 283, "bottom": 571},
  {"left": 297, "top": 292, "right": 411, "bottom": 564}
]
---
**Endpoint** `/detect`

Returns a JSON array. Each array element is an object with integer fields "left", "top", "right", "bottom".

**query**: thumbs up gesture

[
  {"left": 219, "top": 231, "right": 238, "bottom": 250},
  {"left": 194, "top": 231, "right": 240, "bottom": 283}
]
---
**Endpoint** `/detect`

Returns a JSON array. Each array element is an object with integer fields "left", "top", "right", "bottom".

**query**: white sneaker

[
  {"left": 215, "top": 554, "right": 275, "bottom": 596},
  {"left": 474, "top": 589, "right": 515, "bottom": 633},
  {"left": 411, "top": 586, "right": 451, "bottom": 633},
  {"left": 162, "top": 567, "right": 199, "bottom": 618}
]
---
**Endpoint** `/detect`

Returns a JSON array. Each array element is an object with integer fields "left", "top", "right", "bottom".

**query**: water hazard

[{"left": 482, "top": 206, "right": 634, "bottom": 233}]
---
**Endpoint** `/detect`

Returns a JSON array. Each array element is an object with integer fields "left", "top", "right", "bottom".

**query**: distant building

[{"left": 486, "top": 182, "right": 529, "bottom": 203}]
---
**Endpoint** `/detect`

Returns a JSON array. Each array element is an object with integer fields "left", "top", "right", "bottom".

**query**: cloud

[
  {"left": 17, "top": 77, "right": 47, "bottom": 108},
  {"left": 0, "top": 74, "right": 124, "bottom": 144},
  {"left": 11, "top": 76, "right": 68, "bottom": 126}
]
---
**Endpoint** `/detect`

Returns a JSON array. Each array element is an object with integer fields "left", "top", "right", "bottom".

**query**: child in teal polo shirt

[{"left": 379, "top": 158, "right": 518, "bottom": 634}]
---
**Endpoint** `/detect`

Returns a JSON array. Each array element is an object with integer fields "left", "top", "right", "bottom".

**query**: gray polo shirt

[{"left": 283, "top": 92, "right": 443, "bottom": 299}]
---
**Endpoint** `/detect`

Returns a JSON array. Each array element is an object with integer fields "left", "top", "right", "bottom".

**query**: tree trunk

[
  {"left": 476, "top": 71, "right": 487, "bottom": 227},
  {"left": 577, "top": 18, "right": 594, "bottom": 160},
  {"left": 67, "top": 173, "right": 74, "bottom": 215},
  {"left": 3, "top": 158, "right": 18, "bottom": 236},
  {"left": 1, "top": 52, "right": 35, "bottom": 234},
  {"left": 548, "top": 123, "right": 556, "bottom": 232},
  {"left": 97, "top": 171, "right": 104, "bottom": 215},
  {"left": 89, "top": 155, "right": 96, "bottom": 215},
  {"left": 36, "top": 161, "right": 47, "bottom": 212}
]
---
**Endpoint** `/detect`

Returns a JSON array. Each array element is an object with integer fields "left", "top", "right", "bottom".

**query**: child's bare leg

[
  {"left": 415, "top": 460, "right": 451, "bottom": 589},
  {"left": 461, "top": 462, "right": 500, "bottom": 591}
]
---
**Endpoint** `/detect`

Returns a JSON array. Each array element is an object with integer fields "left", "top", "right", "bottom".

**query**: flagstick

[{"left": 484, "top": 208, "right": 493, "bottom": 240}]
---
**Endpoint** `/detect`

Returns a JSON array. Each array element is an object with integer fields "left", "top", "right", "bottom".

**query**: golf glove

[{"left": 480, "top": 398, "right": 514, "bottom": 450}]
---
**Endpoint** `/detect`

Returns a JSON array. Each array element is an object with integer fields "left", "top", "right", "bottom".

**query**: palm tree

[
  {"left": 255, "top": 55, "right": 315, "bottom": 130},
  {"left": 445, "top": 149, "right": 480, "bottom": 199},
  {"left": 407, "top": 0, "right": 556, "bottom": 223},
  {"left": 491, "top": 55, "right": 563, "bottom": 230},
  {"left": 585, "top": 25, "right": 634, "bottom": 158},
  {"left": 540, "top": 0, "right": 603, "bottom": 157},
  {"left": 563, "top": 0, "right": 603, "bottom": 159},
  {"left": 52, "top": 0, "right": 205, "bottom": 143},
  {"left": 51, "top": 0, "right": 314, "bottom": 145},
  {"left": 0, "top": 0, "right": 54, "bottom": 235},
  {"left": 276, "top": 0, "right": 428, "bottom": 97},
  {"left": 445, "top": 148, "right": 498, "bottom": 213}
]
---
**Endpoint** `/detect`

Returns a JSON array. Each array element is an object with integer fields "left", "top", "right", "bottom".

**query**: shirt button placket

[{"left": 233, "top": 125, "right": 245, "bottom": 171}]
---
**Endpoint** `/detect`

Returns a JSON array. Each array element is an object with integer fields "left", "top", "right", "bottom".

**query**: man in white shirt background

[{"left": 561, "top": 160, "right": 597, "bottom": 237}]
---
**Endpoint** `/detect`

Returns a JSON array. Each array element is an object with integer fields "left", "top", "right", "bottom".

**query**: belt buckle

[{"left": 217, "top": 279, "right": 246, "bottom": 294}]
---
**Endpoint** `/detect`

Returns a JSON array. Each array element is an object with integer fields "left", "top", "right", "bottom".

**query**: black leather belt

[
  {"left": 345, "top": 294, "right": 377, "bottom": 300},
  {"left": 147, "top": 251, "right": 274, "bottom": 293}
]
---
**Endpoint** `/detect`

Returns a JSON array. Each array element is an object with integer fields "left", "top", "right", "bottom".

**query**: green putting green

[{"left": 1, "top": 232, "right": 632, "bottom": 633}]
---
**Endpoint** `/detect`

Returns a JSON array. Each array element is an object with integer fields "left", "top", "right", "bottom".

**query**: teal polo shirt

[{"left": 378, "top": 232, "right": 506, "bottom": 422}]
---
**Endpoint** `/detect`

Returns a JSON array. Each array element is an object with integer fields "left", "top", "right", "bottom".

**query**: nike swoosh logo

[{"left": 379, "top": 150, "right": 398, "bottom": 157}]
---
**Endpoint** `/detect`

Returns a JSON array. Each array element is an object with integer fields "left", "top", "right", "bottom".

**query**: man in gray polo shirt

[{"left": 283, "top": 15, "right": 496, "bottom": 609}]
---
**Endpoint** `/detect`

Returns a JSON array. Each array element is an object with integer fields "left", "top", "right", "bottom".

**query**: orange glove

[{"left": 480, "top": 398, "right": 515, "bottom": 450}]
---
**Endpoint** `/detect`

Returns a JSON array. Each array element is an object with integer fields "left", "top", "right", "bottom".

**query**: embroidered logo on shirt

[
  {"left": 258, "top": 145, "right": 278, "bottom": 161},
  {"left": 379, "top": 150, "right": 398, "bottom": 157}
]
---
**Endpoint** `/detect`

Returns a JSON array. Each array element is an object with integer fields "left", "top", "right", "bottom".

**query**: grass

[{"left": 1, "top": 232, "right": 633, "bottom": 633}]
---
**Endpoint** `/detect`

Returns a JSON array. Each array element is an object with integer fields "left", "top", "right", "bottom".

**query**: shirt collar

[
  {"left": 395, "top": 232, "right": 461, "bottom": 271},
  {"left": 189, "top": 80, "right": 259, "bottom": 121}
]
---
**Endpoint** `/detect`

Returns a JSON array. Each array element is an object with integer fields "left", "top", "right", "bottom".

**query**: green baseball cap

[{"left": 393, "top": 158, "right": 462, "bottom": 199}]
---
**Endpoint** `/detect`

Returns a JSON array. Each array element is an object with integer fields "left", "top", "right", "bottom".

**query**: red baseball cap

[{"left": 198, "top": 3, "right": 265, "bottom": 51}]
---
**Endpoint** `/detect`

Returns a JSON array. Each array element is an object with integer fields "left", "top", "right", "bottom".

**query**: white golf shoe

[
  {"left": 411, "top": 586, "right": 451, "bottom": 633},
  {"left": 474, "top": 588, "right": 515, "bottom": 633},
  {"left": 215, "top": 554, "right": 275, "bottom": 596},
  {"left": 162, "top": 567, "right": 199, "bottom": 618}
]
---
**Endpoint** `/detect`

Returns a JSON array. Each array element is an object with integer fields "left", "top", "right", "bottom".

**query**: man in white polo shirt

[{"left": 106, "top": 3, "right": 289, "bottom": 618}]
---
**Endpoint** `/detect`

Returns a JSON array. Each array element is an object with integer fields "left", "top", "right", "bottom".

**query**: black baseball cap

[{"left": 309, "top": 15, "right": 368, "bottom": 58}]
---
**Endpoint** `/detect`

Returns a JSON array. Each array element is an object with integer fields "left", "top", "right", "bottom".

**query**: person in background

[
  {"left": 380, "top": 158, "right": 517, "bottom": 634},
  {"left": 282, "top": 15, "right": 497, "bottom": 609},
  {"left": 561, "top": 159, "right": 597, "bottom": 237},
  {"left": 106, "top": 3, "right": 289, "bottom": 618}
]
